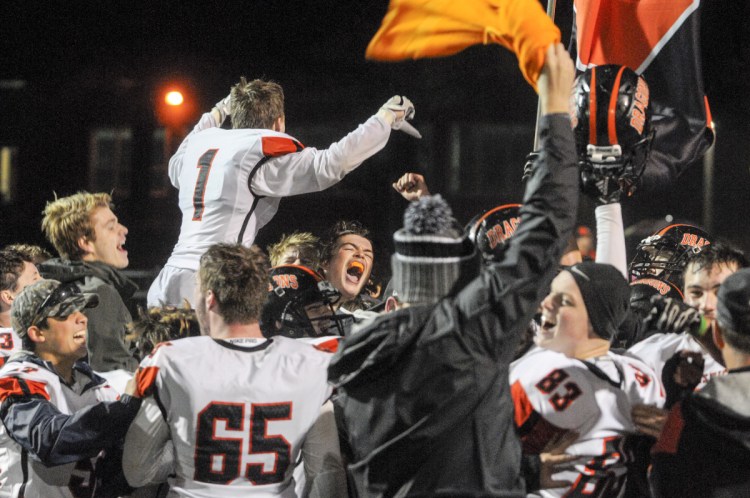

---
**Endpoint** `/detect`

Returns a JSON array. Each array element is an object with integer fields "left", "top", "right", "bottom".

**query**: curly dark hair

[
  {"left": 128, "top": 302, "right": 200, "bottom": 359},
  {"left": 319, "top": 220, "right": 371, "bottom": 265}
]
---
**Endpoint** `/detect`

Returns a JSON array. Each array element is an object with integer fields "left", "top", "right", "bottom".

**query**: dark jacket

[
  {"left": 650, "top": 366, "right": 750, "bottom": 498},
  {"left": 328, "top": 115, "right": 578, "bottom": 498},
  {"left": 39, "top": 259, "right": 139, "bottom": 372},
  {"left": 0, "top": 352, "right": 141, "bottom": 496}
]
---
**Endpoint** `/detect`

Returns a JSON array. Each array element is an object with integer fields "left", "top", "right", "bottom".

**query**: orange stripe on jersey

[
  {"left": 588, "top": 67, "right": 597, "bottom": 146},
  {"left": 511, "top": 380, "right": 534, "bottom": 428},
  {"left": 0, "top": 377, "right": 50, "bottom": 402},
  {"left": 0, "top": 357, "right": 5, "bottom": 368},
  {"left": 135, "top": 366, "right": 160, "bottom": 398},
  {"left": 651, "top": 402, "right": 685, "bottom": 455},
  {"left": 313, "top": 338, "right": 340, "bottom": 353},
  {"left": 607, "top": 66, "right": 626, "bottom": 145},
  {"left": 511, "top": 380, "right": 567, "bottom": 454},
  {"left": 261, "top": 137, "right": 304, "bottom": 157}
]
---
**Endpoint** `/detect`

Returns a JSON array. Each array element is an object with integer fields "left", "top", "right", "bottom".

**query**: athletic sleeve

[
  {"left": 455, "top": 114, "right": 579, "bottom": 345},
  {"left": 302, "top": 400, "right": 348, "bottom": 498},
  {"left": 0, "top": 377, "right": 141, "bottom": 466},
  {"left": 169, "top": 112, "right": 221, "bottom": 189},
  {"left": 594, "top": 203, "right": 628, "bottom": 279},
  {"left": 249, "top": 115, "right": 391, "bottom": 197},
  {"left": 123, "top": 397, "right": 173, "bottom": 487}
]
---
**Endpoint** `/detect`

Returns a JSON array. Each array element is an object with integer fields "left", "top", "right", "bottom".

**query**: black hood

[
  {"left": 39, "top": 259, "right": 138, "bottom": 300},
  {"left": 686, "top": 368, "right": 750, "bottom": 453}
]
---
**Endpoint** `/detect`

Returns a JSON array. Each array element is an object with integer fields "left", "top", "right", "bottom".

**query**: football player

[
  {"left": 266, "top": 231, "right": 321, "bottom": 269},
  {"left": 319, "top": 220, "right": 377, "bottom": 313},
  {"left": 260, "top": 264, "right": 346, "bottom": 339},
  {"left": 628, "top": 223, "right": 712, "bottom": 286},
  {"left": 512, "top": 262, "right": 664, "bottom": 497},
  {"left": 124, "top": 244, "right": 347, "bottom": 497},
  {"left": 147, "top": 76, "right": 417, "bottom": 308},
  {"left": 629, "top": 242, "right": 749, "bottom": 390},
  {"left": 0, "top": 248, "right": 42, "bottom": 366},
  {"left": 627, "top": 242, "right": 748, "bottom": 439},
  {"left": 0, "top": 279, "right": 140, "bottom": 497}
]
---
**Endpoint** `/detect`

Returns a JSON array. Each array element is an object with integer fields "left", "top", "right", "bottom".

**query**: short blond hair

[
  {"left": 267, "top": 231, "right": 320, "bottom": 267},
  {"left": 41, "top": 192, "right": 113, "bottom": 260}
]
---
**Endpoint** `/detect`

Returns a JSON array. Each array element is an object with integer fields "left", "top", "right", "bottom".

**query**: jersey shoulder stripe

[{"left": 261, "top": 136, "right": 305, "bottom": 157}]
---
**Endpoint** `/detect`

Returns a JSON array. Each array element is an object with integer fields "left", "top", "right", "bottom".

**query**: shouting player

[{"left": 148, "top": 76, "right": 416, "bottom": 307}]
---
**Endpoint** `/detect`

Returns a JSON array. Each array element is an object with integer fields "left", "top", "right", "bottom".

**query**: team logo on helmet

[
  {"left": 629, "top": 277, "right": 685, "bottom": 318},
  {"left": 260, "top": 265, "right": 346, "bottom": 339},
  {"left": 467, "top": 204, "right": 522, "bottom": 263},
  {"left": 628, "top": 224, "right": 712, "bottom": 285},
  {"left": 572, "top": 65, "right": 654, "bottom": 200}
]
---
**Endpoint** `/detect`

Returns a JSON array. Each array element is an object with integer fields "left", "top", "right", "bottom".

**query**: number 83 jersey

[
  {"left": 124, "top": 335, "right": 334, "bottom": 497},
  {"left": 509, "top": 348, "right": 665, "bottom": 498}
]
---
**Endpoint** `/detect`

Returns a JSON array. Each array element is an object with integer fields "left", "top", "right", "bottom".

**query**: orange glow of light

[{"left": 164, "top": 91, "right": 184, "bottom": 106}]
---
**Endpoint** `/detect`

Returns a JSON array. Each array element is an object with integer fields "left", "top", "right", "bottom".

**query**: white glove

[
  {"left": 212, "top": 94, "right": 232, "bottom": 124},
  {"left": 377, "top": 96, "right": 415, "bottom": 130}
]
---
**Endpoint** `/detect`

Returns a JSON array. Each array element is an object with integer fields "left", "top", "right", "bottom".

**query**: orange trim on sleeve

[
  {"left": 652, "top": 402, "right": 685, "bottom": 455},
  {"left": 313, "top": 338, "right": 340, "bottom": 354},
  {"left": 135, "top": 366, "right": 160, "bottom": 398},
  {"left": 0, "top": 377, "right": 50, "bottom": 402},
  {"left": 261, "top": 137, "right": 304, "bottom": 157}
]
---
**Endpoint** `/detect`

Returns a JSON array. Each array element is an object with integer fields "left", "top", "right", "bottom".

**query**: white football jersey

[
  {"left": 128, "top": 335, "right": 334, "bottom": 497},
  {"left": 0, "top": 327, "right": 22, "bottom": 368},
  {"left": 510, "top": 348, "right": 665, "bottom": 498},
  {"left": 164, "top": 112, "right": 390, "bottom": 272},
  {"left": 627, "top": 332, "right": 726, "bottom": 389},
  {"left": 0, "top": 359, "right": 120, "bottom": 498}
]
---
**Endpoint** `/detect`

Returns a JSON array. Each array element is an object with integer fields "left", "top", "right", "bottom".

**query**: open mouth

[
  {"left": 73, "top": 331, "right": 87, "bottom": 342},
  {"left": 346, "top": 261, "right": 365, "bottom": 284},
  {"left": 540, "top": 316, "right": 556, "bottom": 331},
  {"left": 117, "top": 242, "right": 127, "bottom": 253}
]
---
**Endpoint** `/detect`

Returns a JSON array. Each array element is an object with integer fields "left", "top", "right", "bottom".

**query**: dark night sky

[{"left": 1, "top": 0, "right": 749, "bottom": 276}]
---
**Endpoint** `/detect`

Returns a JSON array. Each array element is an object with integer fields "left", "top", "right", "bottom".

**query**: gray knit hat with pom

[{"left": 391, "top": 195, "right": 479, "bottom": 304}]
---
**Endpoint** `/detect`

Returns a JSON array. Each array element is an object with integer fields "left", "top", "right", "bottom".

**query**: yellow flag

[{"left": 366, "top": 0, "right": 560, "bottom": 90}]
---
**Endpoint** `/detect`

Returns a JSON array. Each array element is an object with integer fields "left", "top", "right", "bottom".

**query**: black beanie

[{"left": 567, "top": 262, "right": 630, "bottom": 340}]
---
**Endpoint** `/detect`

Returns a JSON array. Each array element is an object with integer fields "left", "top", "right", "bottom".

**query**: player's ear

[
  {"left": 205, "top": 290, "right": 218, "bottom": 312},
  {"left": 27, "top": 325, "right": 45, "bottom": 344},
  {"left": 0, "top": 290, "right": 13, "bottom": 307},
  {"left": 385, "top": 296, "right": 400, "bottom": 313},
  {"left": 78, "top": 235, "right": 94, "bottom": 256}
]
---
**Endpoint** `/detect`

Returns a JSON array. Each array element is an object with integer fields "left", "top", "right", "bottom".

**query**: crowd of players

[{"left": 0, "top": 44, "right": 749, "bottom": 498}]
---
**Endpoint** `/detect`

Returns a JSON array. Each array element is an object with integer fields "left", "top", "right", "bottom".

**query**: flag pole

[{"left": 533, "top": 0, "right": 559, "bottom": 151}]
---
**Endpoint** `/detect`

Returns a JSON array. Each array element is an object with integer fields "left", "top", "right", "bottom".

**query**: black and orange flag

[
  {"left": 365, "top": 0, "right": 560, "bottom": 91},
  {"left": 570, "top": 0, "right": 714, "bottom": 188}
]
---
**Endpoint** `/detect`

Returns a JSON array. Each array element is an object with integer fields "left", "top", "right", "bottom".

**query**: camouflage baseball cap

[{"left": 11, "top": 279, "right": 99, "bottom": 338}]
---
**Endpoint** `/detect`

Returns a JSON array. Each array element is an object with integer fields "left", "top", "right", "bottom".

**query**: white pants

[{"left": 147, "top": 265, "right": 198, "bottom": 308}]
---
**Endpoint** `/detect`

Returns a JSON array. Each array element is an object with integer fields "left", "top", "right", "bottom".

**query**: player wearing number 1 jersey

[
  {"left": 125, "top": 244, "right": 347, "bottom": 497},
  {"left": 148, "top": 77, "right": 417, "bottom": 307}
]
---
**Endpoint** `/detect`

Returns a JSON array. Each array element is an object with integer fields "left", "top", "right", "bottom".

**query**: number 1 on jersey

[{"left": 193, "top": 149, "right": 219, "bottom": 221}]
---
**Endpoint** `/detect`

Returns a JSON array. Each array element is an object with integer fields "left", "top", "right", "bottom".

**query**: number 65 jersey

[
  {"left": 510, "top": 348, "right": 665, "bottom": 498},
  {"left": 123, "top": 335, "right": 336, "bottom": 498}
]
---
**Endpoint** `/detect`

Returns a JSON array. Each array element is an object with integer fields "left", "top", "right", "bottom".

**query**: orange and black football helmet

[
  {"left": 628, "top": 224, "right": 712, "bottom": 286},
  {"left": 260, "top": 265, "right": 346, "bottom": 338},
  {"left": 572, "top": 64, "right": 654, "bottom": 202}
]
